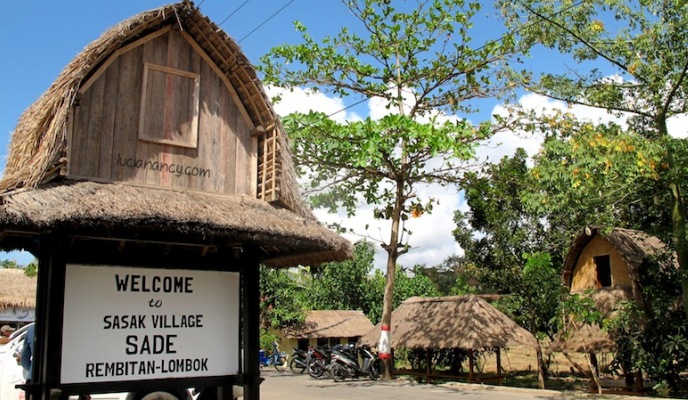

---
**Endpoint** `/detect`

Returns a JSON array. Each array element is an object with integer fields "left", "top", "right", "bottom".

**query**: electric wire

[
  {"left": 238, "top": 0, "right": 295, "bottom": 43},
  {"left": 217, "top": 0, "right": 250, "bottom": 27},
  {"left": 287, "top": 0, "right": 590, "bottom": 127}
]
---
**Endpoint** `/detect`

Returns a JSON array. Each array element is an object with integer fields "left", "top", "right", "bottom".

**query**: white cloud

[
  {"left": 270, "top": 83, "right": 688, "bottom": 272},
  {"left": 266, "top": 86, "right": 362, "bottom": 123}
]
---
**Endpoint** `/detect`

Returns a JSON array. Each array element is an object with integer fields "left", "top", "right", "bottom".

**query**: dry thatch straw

[
  {"left": 0, "top": 2, "right": 351, "bottom": 267},
  {"left": 0, "top": 269, "right": 37, "bottom": 309},
  {"left": 283, "top": 310, "right": 375, "bottom": 339},
  {"left": 549, "top": 287, "right": 634, "bottom": 354},
  {"left": 358, "top": 295, "right": 537, "bottom": 350}
]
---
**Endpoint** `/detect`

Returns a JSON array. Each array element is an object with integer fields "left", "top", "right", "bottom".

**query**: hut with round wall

[
  {"left": 358, "top": 295, "right": 537, "bottom": 384},
  {"left": 0, "top": 3, "right": 351, "bottom": 400},
  {"left": 553, "top": 226, "right": 676, "bottom": 394}
]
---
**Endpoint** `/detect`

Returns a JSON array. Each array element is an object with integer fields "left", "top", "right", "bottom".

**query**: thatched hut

[
  {"left": 563, "top": 226, "right": 674, "bottom": 297},
  {"left": 0, "top": 3, "right": 351, "bottom": 400},
  {"left": 554, "top": 226, "right": 674, "bottom": 393},
  {"left": 358, "top": 295, "right": 537, "bottom": 383},
  {"left": 281, "top": 310, "right": 374, "bottom": 351},
  {"left": 556, "top": 226, "right": 675, "bottom": 353},
  {"left": 0, "top": 269, "right": 37, "bottom": 323},
  {"left": 0, "top": 2, "right": 351, "bottom": 267}
]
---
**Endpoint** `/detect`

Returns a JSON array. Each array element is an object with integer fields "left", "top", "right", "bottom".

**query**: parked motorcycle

[
  {"left": 306, "top": 345, "right": 333, "bottom": 378},
  {"left": 259, "top": 342, "right": 288, "bottom": 371},
  {"left": 289, "top": 347, "right": 310, "bottom": 374},
  {"left": 330, "top": 344, "right": 380, "bottom": 382}
]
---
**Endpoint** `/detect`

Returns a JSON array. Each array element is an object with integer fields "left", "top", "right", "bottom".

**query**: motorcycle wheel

[
  {"left": 368, "top": 360, "right": 380, "bottom": 380},
  {"left": 289, "top": 357, "right": 306, "bottom": 374},
  {"left": 273, "top": 355, "right": 288, "bottom": 371},
  {"left": 331, "top": 364, "right": 347, "bottom": 382},
  {"left": 307, "top": 360, "right": 325, "bottom": 378}
]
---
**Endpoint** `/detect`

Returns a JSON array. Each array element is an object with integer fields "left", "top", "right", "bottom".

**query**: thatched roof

[
  {"left": 548, "top": 286, "right": 634, "bottom": 354},
  {"left": 358, "top": 295, "right": 537, "bottom": 350},
  {"left": 563, "top": 226, "right": 674, "bottom": 289},
  {"left": 283, "top": 310, "right": 374, "bottom": 339},
  {"left": 0, "top": 2, "right": 351, "bottom": 268},
  {"left": 0, "top": 269, "right": 37, "bottom": 309}
]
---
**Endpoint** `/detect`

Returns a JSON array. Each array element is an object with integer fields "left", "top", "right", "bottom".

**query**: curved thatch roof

[
  {"left": 563, "top": 226, "right": 674, "bottom": 289},
  {"left": 0, "top": 269, "right": 37, "bottom": 309},
  {"left": 283, "top": 310, "right": 374, "bottom": 339},
  {"left": 358, "top": 295, "right": 537, "bottom": 350},
  {"left": 0, "top": 3, "right": 351, "bottom": 267}
]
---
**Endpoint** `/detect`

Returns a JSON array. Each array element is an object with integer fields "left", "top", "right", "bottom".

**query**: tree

[
  {"left": 498, "top": 0, "right": 688, "bottom": 316},
  {"left": 308, "top": 240, "right": 378, "bottom": 316},
  {"left": 495, "top": 252, "right": 567, "bottom": 389},
  {"left": 524, "top": 118, "right": 671, "bottom": 238},
  {"left": 260, "top": 0, "right": 519, "bottom": 379},
  {"left": 454, "top": 148, "right": 559, "bottom": 293},
  {"left": 412, "top": 255, "right": 472, "bottom": 296},
  {"left": 259, "top": 266, "right": 307, "bottom": 330}
]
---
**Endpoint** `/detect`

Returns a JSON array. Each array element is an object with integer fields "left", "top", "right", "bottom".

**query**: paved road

[{"left": 258, "top": 370, "right": 653, "bottom": 400}]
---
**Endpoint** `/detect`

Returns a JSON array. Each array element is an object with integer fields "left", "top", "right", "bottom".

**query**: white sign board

[{"left": 61, "top": 264, "right": 239, "bottom": 384}]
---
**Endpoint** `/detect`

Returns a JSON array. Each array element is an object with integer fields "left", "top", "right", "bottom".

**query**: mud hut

[
  {"left": 0, "top": 3, "right": 351, "bottom": 400},
  {"left": 281, "top": 310, "right": 374, "bottom": 351},
  {"left": 358, "top": 295, "right": 537, "bottom": 383}
]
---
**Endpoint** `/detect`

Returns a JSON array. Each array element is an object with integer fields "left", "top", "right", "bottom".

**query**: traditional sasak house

[
  {"left": 0, "top": 3, "right": 351, "bottom": 400},
  {"left": 553, "top": 226, "right": 676, "bottom": 393}
]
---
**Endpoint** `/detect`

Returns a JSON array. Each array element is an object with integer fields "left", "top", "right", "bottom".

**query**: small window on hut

[
  {"left": 594, "top": 255, "right": 612, "bottom": 287},
  {"left": 139, "top": 63, "right": 200, "bottom": 149}
]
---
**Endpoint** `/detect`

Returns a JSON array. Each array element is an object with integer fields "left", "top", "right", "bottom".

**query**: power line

[
  {"left": 217, "top": 0, "right": 250, "bottom": 27},
  {"left": 238, "top": 0, "right": 295, "bottom": 43},
  {"left": 288, "top": 0, "right": 589, "bottom": 125}
]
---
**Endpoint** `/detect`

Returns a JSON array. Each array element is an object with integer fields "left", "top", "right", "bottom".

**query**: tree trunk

[
  {"left": 379, "top": 252, "right": 396, "bottom": 380},
  {"left": 562, "top": 351, "right": 587, "bottom": 375},
  {"left": 588, "top": 352, "right": 602, "bottom": 395},
  {"left": 659, "top": 120, "right": 688, "bottom": 318},
  {"left": 535, "top": 343, "right": 546, "bottom": 389},
  {"left": 378, "top": 180, "right": 405, "bottom": 380}
]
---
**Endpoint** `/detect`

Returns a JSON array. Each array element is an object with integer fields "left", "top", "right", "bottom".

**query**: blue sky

[{"left": 1, "top": 1, "right": 654, "bottom": 269}]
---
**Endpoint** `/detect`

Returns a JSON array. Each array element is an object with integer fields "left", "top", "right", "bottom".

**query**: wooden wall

[
  {"left": 570, "top": 235, "right": 633, "bottom": 292},
  {"left": 68, "top": 28, "right": 255, "bottom": 196}
]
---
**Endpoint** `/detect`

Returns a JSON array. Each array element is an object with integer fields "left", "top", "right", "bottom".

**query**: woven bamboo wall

[{"left": 570, "top": 235, "right": 633, "bottom": 291}]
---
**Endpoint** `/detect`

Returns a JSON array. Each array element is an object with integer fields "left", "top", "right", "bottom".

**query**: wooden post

[
  {"left": 32, "top": 233, "right": 66, "bottom": 400},
  {"left": 425, "top": 349, "right": 432, "bottom": 383},
  {"left": 468, "top": 349, "right": 475, "bottom": 382},
  {"left": 241, "top": 247, "right": 261, "bottom": 400},
  {"left": 496, "top": 348, "right": 502, "bottom": 374}
]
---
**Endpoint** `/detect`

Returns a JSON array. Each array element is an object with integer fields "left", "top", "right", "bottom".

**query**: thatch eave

[
  {"left": 283, "top": 310, "right": 374, "bottom": 339},
  {"left": 0, "top": 269, "right": 37, "bottom": 309},
  {"left": 0, "top": 181, "right": 351, "bottom": 268}
]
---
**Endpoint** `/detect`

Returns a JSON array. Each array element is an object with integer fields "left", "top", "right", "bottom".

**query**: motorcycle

[
  {"left": 330, "top": 344, "right": 380, "bottom": 382},
  {"left": 289, "top": 347, "right": 310, "bottom": 374},
  {"left": 259, "top": 341, "right": 288, "bottom": 371},
  {"left": 306, "top": 345, "right": 333, "bottom": 378}
]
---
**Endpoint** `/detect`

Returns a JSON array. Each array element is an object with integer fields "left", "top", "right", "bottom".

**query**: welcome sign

[{"left": 60, "top": 264, "right": 239, "bottom": 384}]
